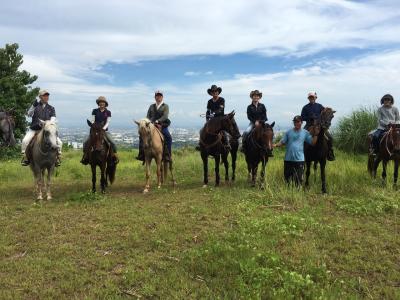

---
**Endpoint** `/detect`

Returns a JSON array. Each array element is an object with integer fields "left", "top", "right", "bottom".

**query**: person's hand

[{"left": 255, "top": 120, "right": 260, "bottom": 126}]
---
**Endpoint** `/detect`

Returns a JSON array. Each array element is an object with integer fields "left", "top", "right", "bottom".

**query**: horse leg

[
  {"left": 168, "top": 160, "right": 177, "bottom": 187},
  {"left": 251, "top": 163, "right": 258, "bottom": 187},
  {"left": 259, "top": 159, "right": 267, "bottom": 189},
  {"left": 156, "top": 158, "right": 162, "bottom": 189},
  {"left": 231, "top": 149, "right": 237, "bottom": 182},
  {"left": 46, "top": 167, "right": 53, "bottom": 200},
  {"left": 91, "top": 164, "right": 96, "bottom": 193},
  {"left": 305, "top": 161, "right": 311, "bottom": 188},
  {"left": 215, "top": 155, "right": 221, "bottom": 187},
  {"left": 35, "top": 169, "right": 43, "bottom": 201},
  {"left": 222, "top": 153, "right": 229, "bottom": 182},
  {"left": 382, "top": 160, "right": 388, "bottom": 186},
  {"left": 201, "top": 152, "right": 208, "bottom": 187},
  {"left": 144, "top": 159, "right": 151, "bottom": 193},
  {"left": 393, "top": 159, "right": 399, "bottom": 189},
  {"left": 320, "top": 160, "right": 327, "bottom": 194},
  {"left": 373, "top": 157, "right": 381, "bottom": 179}
]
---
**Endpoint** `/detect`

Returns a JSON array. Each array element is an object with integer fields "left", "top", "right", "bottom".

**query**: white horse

[{"left": 29, "top": 120, "right": 59, "bottom": 200}]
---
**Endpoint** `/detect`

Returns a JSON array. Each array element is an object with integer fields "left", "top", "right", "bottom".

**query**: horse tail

[{"left": 106, "top": 158, "right": 116, "bottom": 184}]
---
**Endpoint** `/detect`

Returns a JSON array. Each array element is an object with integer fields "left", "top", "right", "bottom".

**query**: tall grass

[{"left": 333, "top": 106, "right": 378, "bottom": 153}]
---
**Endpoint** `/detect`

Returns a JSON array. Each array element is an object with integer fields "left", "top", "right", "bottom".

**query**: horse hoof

[
  {"left": 202, "top": 184, "right": 208, "bottom": 188},
  {"left": 101, "top": 190, "right": 106, "bottom": 194},
  {"left": 37, "top": 195, "right": 43, "bottom": 200},
  {"left": 47, "top": 195, "right": 52, "bottom": 200},
  {"left": 157, "top": 185, "right": 161, "bottom": 189},
  {"left": 143, "top": 189, "right": 149, "bottom": 194}
]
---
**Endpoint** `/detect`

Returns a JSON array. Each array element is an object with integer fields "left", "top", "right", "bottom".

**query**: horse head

[
  {"left": 222, "top": 111, "right": 241, "bottom": 139},
  {"left": 88, "top": 120, "right": 106, "bottom": 151},
  {"left": 135, "top": 118, "right": 153, "bottom": 148},
  {"left": 254, "top": 121, "right": 275, "bottom": 153},
  {"left": 0, "top": 110, "right": 16, "bottom": 146},
  {"left": 320, "top": 108, "right": 336, "bottom": 129},
  {"left": 39, "top": 119, "right": 58, "bottom": 151},
  {"left": 388, "top": 124, "right": 400, "bottom": 153}
]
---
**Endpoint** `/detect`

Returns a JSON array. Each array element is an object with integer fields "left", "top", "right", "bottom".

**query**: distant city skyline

[{"left": 2, "top": 0, "right": 399, "bottom": 128}]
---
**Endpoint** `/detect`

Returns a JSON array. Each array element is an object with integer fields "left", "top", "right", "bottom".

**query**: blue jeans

[
  {"left": 373, "top": 129, "right": 385, "bottom": 150},
  {"left": 242, "top": 123, "right": 254, "bottom": 142},
  {"left": 162, "top": 127, "right": 172, "bottom": 154}
]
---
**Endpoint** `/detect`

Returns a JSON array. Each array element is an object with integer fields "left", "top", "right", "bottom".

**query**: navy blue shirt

[
  {"left": 301, "top": 103, "right": 324, "bottom": 125},
  {"left": 92, "top": 108, "right": 111, "bottom": 130}
]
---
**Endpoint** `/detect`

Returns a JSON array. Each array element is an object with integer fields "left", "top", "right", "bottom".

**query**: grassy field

[{"left": 0, "top": 148, "right": 399, "bottom": 299}]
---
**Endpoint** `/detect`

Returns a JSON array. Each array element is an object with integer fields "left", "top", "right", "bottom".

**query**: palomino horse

[
  {"left": 0, "top": 110, "right": 16, "bottom": 146},
  {"left": 368, "top": 124, "right": 400, "bottom": 188},
  {"left": 244, "top": 122, "right": 275, "bottom": 188},
  {"left": 86, "top": 120, "right": 116, "bottom": 193},
  {"left": 28, "top": 120, "right": 58, "bottom": 200},
  {"left": 135, "top": 118, "right": 175, "bottom": 193},
  {"left": 304, "top": 108, "right": 335, "bottom": 193},
  {"left": 199, "top": 111, "right": 241, "bottom": 187}
]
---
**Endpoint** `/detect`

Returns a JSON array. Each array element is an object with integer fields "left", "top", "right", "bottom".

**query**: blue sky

[{"left": 1, "top": 0, "right": 400, "bottom": 129}]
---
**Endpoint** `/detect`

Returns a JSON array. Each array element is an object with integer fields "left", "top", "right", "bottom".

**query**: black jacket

[
  {"left": 30, "top": 103, "right": 56, "bottom": 130},
  {"left": 247, "top": 103, "right": 267, "bottom": 123},
  {"left": 206, "top": 97, "right": 225, "bottom": 120}
]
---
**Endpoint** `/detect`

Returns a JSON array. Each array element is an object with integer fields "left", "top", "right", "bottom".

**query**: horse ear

[
  {"left": 134, "top": 120, "right": 140, "bottom": 126},
  {"left": 145, "top": 121, "right": 151, "bottom": 127},
  {"left": 332, "top": 110, "right": 336, "bottom": 114},
  {"left": 87, "top": 119, "right": 92, "bottom": 127},
  {"left": 228, "top": 110, "right": 235, "bottom": 118},
  {"left": 270, "top": 121, "right": 275, "bottom": 128}
]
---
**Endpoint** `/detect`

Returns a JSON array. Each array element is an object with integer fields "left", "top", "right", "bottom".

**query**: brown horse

[
  {"left": 368, "top": 124, "right": 400, "bottom": 188},
  {"left": 86, "top": 120, "right": 116, "bottom": 193},
  {"left": 304, "top": 107, "right": 335, "bottom": 193},
  {"left": 244, "top": 122, "right": 275, "bottom": 188},
  {"left": 135, "top": 118, "right": 175, "bottom": 193},
  {"left": 0, "top": 110, "right": 16, "bottom": 146},
  {"left": 199, "top": 111, "right": 241, "bottom": 187}
]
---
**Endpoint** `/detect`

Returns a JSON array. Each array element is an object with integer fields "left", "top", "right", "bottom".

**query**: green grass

[{"left": 0, "top": 148, "right": 399, "bottom": 299}]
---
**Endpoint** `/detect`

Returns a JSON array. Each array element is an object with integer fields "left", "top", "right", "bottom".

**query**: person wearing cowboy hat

[
  {"left": 80, "top": 96, "right": 119, "bottom": 165},
  {"left": 241, "top": 90, "right": 270, "bottom": 155},
  {"left": 273, "top": 115, "right": 319, "bottom": 187},
  {"left": 371, "top": 94, "right": 399, "bottom": 155},
  {"left": 301, "top": 91, "right": 335, "bottom": 161},
  {"left": 196, "top": 84, "right": 230, "bottom": 150},
  {"left": 136, "top": 90, "right": 172, "bottom": 162},
  {"left": 21, "top": 89, "right": 63, "bottom": 166}
]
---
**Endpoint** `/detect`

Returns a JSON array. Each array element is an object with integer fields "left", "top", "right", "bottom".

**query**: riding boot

[
  {"left": 20, "top": 153, "right": 30, "bottom": 166},
  {"left": 136, "top": 147, "right": 145, "bottom": 162},
  {"left": 195, "top": 144, "right": 201, "bottom": 151},
  {"left": 267, "top": 149, "right": 274, "bottom": 157},
  {"left": 163, "top": 145, "right": 171, "bottom": 162},
  {"left": 327, "top": 148, "right": 335, "bottom": 161},
  {"left": 55, "top": 152, "right": 62, "bottom": 167},
  {"left": 80, "top": 149, "right": 90, "bottom": 165}
]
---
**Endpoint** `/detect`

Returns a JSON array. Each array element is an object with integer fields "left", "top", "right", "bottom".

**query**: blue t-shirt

[{"left": 281, "top": 128, "right": 313, "bottom": 162}]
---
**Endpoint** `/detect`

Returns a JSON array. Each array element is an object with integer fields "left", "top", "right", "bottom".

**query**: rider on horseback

[
  {"left": 301, "top": 91, "right": 335, "bottom": 161},
  {"left": 80, "top": 96, "right": 119, "bottom": 165},
  {"left": 21, "top": 90, "right": 62, "bottom": 167},
  {"left": 197, "top": 85, "right": 230, "bottom": 150},
  {"left": 370, "top": 94, "right": 400, "bottom": 156},
  {"left": 136, "top": 90, "right": 172, "bottom": 162},
  {"left": 241, "top": 90, "right": 271, "bottom": 156}
]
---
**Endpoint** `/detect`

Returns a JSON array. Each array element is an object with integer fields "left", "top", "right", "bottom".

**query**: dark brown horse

[
  {"left": 244, "top": 122, "right": 275, "bottom": 188},
  {"left": 86, "top": 120, "right": 116, "bottom": 193},
  {"left": 0, "top": 110, "right": 16, "bottom": 146},
  {"left": 199, "top": 111, "right": 241, "bottom": 187},
  {"left": 304, "top": 108, "right": 335, "bottom": 193},
  {"left": 368, "top": 124, "right": 400, "bottom": 188}
]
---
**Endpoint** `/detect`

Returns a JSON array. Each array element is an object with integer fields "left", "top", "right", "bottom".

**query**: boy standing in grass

[{"left": 273, "top": 115, "right": 318, "bottom": 187}]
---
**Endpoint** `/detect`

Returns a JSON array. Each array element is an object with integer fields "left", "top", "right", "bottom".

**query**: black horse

[
  {"left": 199, "top": 111, "right": 241, "bottom": 187},
  {"left": 86, "top": 120, "right": 116, "bottom": 193},
  {"left": 0, "top": 110, "right": 16, "bottom": 146},
  {"left": 368, "top": 124, "right": 400, "bottom": 188},
  {"left": 304, "top": 108, "right": 335, "bottom": 193},
  {"left": 244, "top": 122, "right": 275, "bottom": 187}
]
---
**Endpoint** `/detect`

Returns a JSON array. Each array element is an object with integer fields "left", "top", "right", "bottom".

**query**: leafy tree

[{"left": 0, "top": 43, "right": 39, "bottom": 138}]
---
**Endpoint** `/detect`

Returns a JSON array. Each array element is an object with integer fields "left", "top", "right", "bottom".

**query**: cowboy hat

[
  {"left": 207, "top": 84, "right": 222, "bottom": 96},
  {"left": 250, "top": 90, "right": 262, "bottom": 99},
  {"left": 96, "top": 96, "right": 109, "bottom": 107}
]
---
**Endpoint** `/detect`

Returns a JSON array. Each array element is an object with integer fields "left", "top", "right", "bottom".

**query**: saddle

[{"left": 26, "top": 131, "right": 40, "bottom": 161}]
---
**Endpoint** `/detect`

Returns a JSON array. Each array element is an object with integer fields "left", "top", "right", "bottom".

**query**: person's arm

[
  {"left": 90, "top": 109, "right": 96, "bottom": 123},
  {"left": 49, "top": 106, "right": 57, "bottom": 122},
  {"left": 395, "top": 107, "right": 400, "bottom": 123},
  {"left": 146, "top": 105, "right": 153, "bottom": 120},
  {"left": 103, "top": 117, "right": 111, "bottom": 130},
  {"left": 157, "top": 104, "right": 169, "bottom": 123},
  {"left": 247, "top": 105, "right": 254, "bottom": 123},
  {"left": 301, "top": 106, "right": 308, "bottom": 122},
  {"left": 273, "top": 132, "right": 287, "bottom": 148},
  {"left": 261, "top": 104, "right": 267, "bottom": 122},
  {"left": 27, "top": 99, "right": 40, "bottom": 117},
  {"left": 377, "top": 108, "right": 386, "bottom": 128}
]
